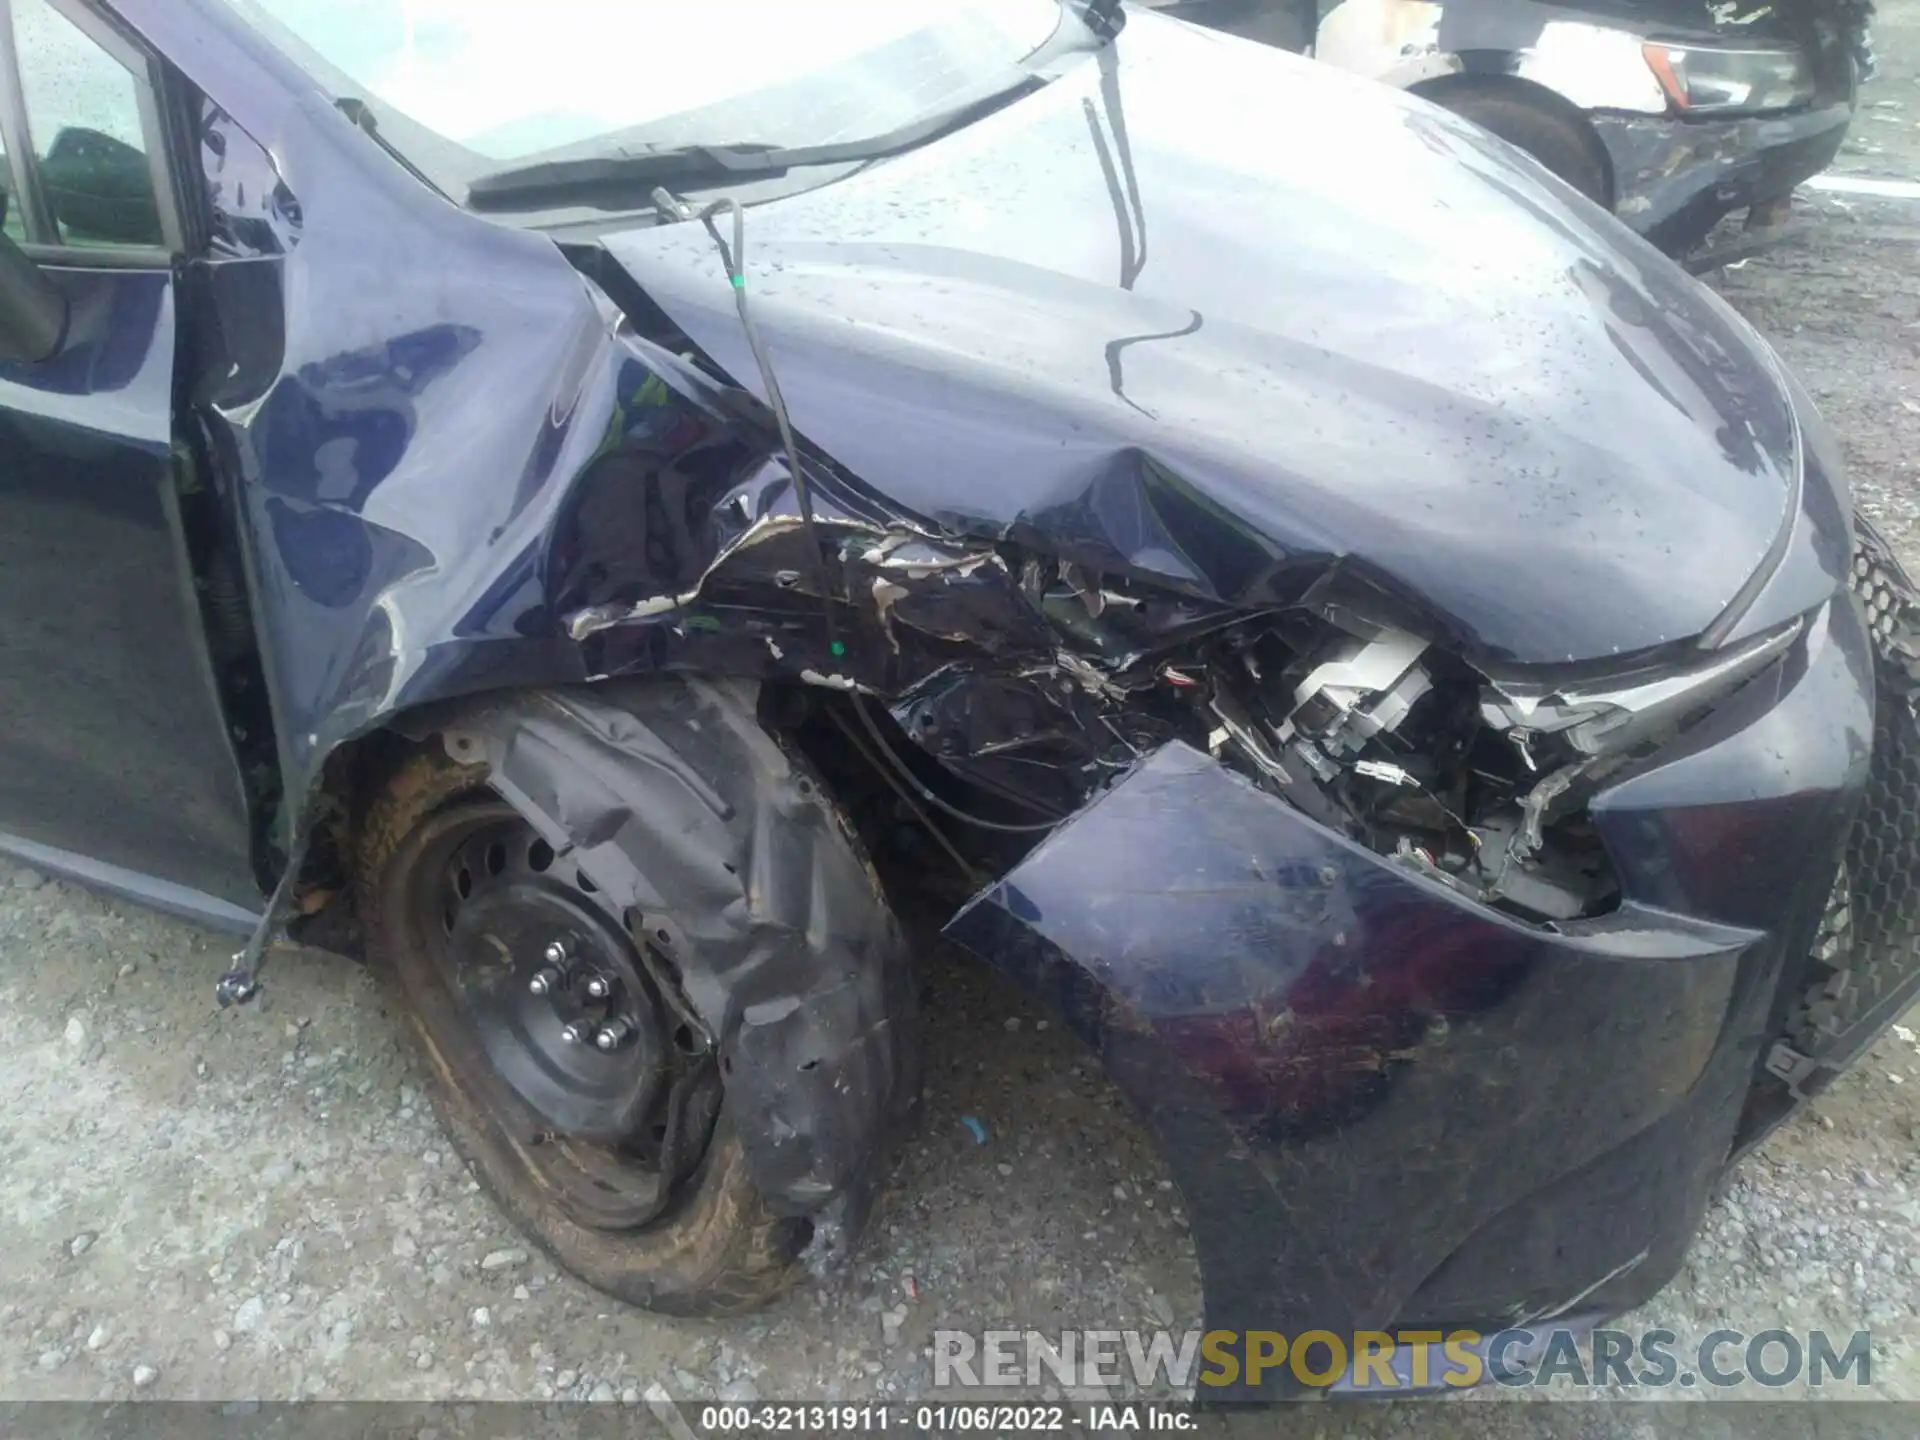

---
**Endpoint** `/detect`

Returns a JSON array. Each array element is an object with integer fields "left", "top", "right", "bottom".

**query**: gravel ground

[{"left": 5, "top": 9, "right": 1920, "bottom": 1434}]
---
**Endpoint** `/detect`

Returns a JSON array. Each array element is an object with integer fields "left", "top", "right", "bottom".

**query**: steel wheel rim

[{"left": 398, "top": 798, "right": 716, "bottom": 1230}]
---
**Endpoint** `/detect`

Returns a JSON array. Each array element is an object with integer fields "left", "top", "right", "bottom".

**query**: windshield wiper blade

[
  {"left": 468, "top": 143, "right": 789, "bottom": 210},
  {"left": 465, "top": 78, "right": 1043, "bottom": 212}
]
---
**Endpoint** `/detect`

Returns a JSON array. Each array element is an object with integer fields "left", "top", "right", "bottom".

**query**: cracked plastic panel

[{"left": 602, "top": 15, "right": 1815, "bottom": 670}]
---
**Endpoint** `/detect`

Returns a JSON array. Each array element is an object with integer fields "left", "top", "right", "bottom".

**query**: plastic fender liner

[{"left": 439, "top": 677, "right": 914, "bottom": 1229}]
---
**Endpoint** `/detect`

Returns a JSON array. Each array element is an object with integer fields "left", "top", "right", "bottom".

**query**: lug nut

[
  {"left": 528, "top": 966, "right": 562, "bottom": 997},
  {"left": 594, "top": 1019, "right": 634, "bottom": 1052},
  {"left": 543, "top": 939, "right": 569, "bottom": 966},
  {"left": 559, "top": 1021, "right": 592, "bottom": 1046},
  {"left": 583, "top": 974, "right": 610, "bottom": 1000}
]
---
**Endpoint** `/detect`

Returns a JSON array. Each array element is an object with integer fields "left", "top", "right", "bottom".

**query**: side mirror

[
  {"left": 42, "top": 127, "right": 165, "bottom": 246},
  {"left": 0, "top": 230, "right": 67, "bottom": 364}
]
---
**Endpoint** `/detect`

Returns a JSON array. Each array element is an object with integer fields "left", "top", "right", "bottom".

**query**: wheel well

[
  {"left": 310, "top": 679, "right": 1027, "bottom": 944},
  {"left": 277, "top": 722, "right": 421, "bottom": 947},
  {"left": 1407, "top": 71, "right": 1616, "bottom": 210},
  {"left": 772, "top": 684, "right": 1038, "bottom": 922}
]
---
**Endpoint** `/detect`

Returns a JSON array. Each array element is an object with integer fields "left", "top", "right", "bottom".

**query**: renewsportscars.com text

[{"left": 933, "top": 1327, "right": 1873, "bottom": 1391}]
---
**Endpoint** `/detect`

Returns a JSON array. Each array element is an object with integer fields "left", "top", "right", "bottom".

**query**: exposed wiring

[
  {"left": 823, "top": 704, "right": 984, "bottom": 882},
  {"left": 670, "top": 188, "right": 1066, "bottom": 839},
  {"left": 844, "top": 690, "right": 1067, "bottom": 834},
  {"left": 679, "top": 193, "right": 843, "bottom": 653}
]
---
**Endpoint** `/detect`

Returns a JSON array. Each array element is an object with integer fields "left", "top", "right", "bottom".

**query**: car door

[{"left": 0, "top": 0, "right": 257, "bottom": 917}]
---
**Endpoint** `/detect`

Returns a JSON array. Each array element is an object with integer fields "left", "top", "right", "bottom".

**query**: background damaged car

[
  {"left": 1151, "top": 0, "right": 1876, "bottom": 266},
  {"left": 0, "top": 0, "right": 1918, "bottom": 1401}
]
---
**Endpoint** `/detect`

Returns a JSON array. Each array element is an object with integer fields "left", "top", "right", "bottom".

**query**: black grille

[{"left": 1779, "top": 519, "right": 1920, "bottom": 1068}]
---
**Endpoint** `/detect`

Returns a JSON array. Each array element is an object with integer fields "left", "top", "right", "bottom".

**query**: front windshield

[{"left": 212, "top": 0, "right": 1075, "bottom": 188}]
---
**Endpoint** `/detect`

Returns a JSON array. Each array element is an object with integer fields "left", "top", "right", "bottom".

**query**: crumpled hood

[{"left": 601, "top": 10, "right": 1802, "bottom": 666}]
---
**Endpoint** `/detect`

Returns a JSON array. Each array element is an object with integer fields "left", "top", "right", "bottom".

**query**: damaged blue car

[{"left": 1, "top": 0, "right": 1916, "bottom": 1398}]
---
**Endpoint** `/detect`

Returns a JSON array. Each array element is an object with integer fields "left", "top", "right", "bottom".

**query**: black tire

[
  {"left": 360, "top": 747, "right": 808, "bottom": 1317},
  {"left": 1428, "top": 85, "right": 1611, "bottom": 207}
]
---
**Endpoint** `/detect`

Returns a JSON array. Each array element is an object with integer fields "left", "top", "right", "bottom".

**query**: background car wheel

[
  {"left": 359, "top": 747, "right": 810, "bottom": 1317},
  {"left": 1421, "top": 81, "right": 1611, "bottom": 208}
]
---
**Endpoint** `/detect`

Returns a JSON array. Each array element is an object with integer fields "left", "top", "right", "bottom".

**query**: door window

[
  {"left": 0, "top": 128, "right": 25, "bottom": 242},
  {"left": 7, "top": 0, "right": 164, "bottom": 248}
]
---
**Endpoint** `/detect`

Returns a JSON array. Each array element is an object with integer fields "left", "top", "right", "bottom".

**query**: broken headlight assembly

[
  {"left": 1185, "top": 604, "right": 1804, "bottom": 925},
  {"left": 1641, "top": 42, "right": 1819, "bottom": 114}
]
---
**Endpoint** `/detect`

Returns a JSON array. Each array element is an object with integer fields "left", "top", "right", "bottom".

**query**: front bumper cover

[
  {"left": 1594, "top": 101, "right": 1854, "bottom": 253},
  {"left": 947, "top": 592, "right": 1881, "bottom": 1399}
]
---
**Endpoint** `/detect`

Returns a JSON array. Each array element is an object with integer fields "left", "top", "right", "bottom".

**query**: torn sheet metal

[
  {"left": 140, "top": 0, "right": 1836, "bottom": 849},
  {"left": 565, "top": 491, "right": 1228, "bottom": 821},
  {"left": 137, "top": 0, "right": 1854, "bottom": 1028},
  {"left": 599, "top": 11, "right": 1814, "bottom": 672},
  {"left": 437, "top": 677, "right": 913, "bottom": 1219}
]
